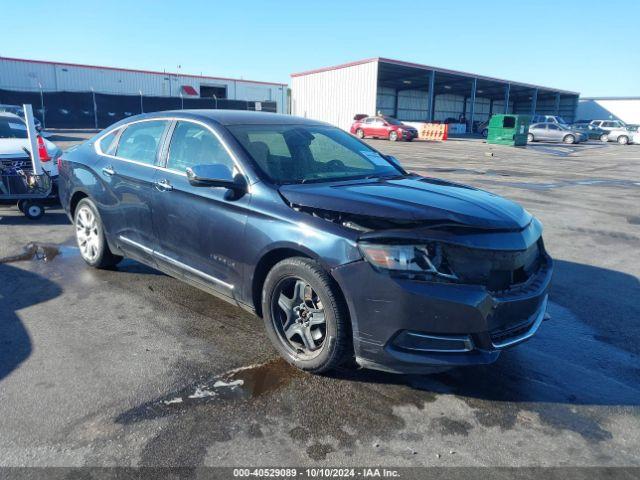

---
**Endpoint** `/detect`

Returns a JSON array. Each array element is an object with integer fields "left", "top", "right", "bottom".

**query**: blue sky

[{"left": 2, "top": 0, "right": 638, "bottom": 96}]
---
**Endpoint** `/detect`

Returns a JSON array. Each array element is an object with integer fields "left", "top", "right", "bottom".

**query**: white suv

[{"left": 591, "top": 120, "right": 633, "bottom": 144}]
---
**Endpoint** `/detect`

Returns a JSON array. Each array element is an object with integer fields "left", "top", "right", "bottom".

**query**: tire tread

[{"left": 262, "top": 257, "right": 352, "bottom": 373}]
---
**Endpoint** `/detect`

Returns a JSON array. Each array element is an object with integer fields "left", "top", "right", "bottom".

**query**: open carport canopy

[{"left": 376, "top": 58, "right": 579, "bottom": 120}]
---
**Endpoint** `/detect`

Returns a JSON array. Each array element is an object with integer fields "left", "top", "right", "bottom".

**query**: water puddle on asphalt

[
  {"left": 0, "top": 242, "right": 78, "bottom": 264},
  {"left": 170, "top": 358, "right": 298, "bottom": 404},
  {"left": 116, "top": 358, "right": 302, "bottom": 423}
]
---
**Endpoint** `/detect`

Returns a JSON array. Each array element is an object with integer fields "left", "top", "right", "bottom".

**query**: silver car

[{"left": 527, "top": 122, "right": 587, "bottom": 144}]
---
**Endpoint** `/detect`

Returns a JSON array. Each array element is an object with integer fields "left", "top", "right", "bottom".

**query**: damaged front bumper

[{"left": 331, "top": 253, "right": 552, "bottom": 374}]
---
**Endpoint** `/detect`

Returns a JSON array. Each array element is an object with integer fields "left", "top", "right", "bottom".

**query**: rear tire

[
  {"left": 262, "top": 257, "right": 351, "bottom": 373},
  {"left": 618, "top": 135, "right": 629, "bottom": 145},
  {"left": 356, "top": 129, "right": 365, "bottom": 139},
  {"left": 563, "top": 134, "right": 575, "bottom": 144},
  {"left": 17, "top": 200, "right": 26, "bottom": 213},
  {"left": 600, "top": 133, "right": 609, "bottom": 142},
  {"left": 74, "top": 198, "right": 122, "bottom": 268}
]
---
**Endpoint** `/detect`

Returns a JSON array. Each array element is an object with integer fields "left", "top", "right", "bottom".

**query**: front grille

[
  {"left": 1, "top": 157, "right": 33, "bottom": 173},
  {"left": 442, "top": 240, "right": 543, "bottom": 292}
]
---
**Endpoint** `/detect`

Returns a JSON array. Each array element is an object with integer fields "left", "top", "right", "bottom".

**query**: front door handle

[
  {"left": 154, "top": 179, "right": 173, "bottom": 191},
  {"left": 102, "top": 166, "right": 115, "bottom": 176}
]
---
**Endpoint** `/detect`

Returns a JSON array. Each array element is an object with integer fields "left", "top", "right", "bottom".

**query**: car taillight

[{"left": 37, "top": 136, "right": 51, "bottom": 162}]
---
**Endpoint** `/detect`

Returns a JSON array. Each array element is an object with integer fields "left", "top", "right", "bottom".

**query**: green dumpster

[{"left": 486, "top": 114, "right": 531, "bottom": 146}]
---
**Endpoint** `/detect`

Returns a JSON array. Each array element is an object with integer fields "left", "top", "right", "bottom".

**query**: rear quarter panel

[{"left": 58, "top": 140, "right": 119, "bottom": 229}]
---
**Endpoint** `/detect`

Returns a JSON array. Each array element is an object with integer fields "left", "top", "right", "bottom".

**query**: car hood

[{"left": 279, "top": 175, "right": 532, "bottom": 230}]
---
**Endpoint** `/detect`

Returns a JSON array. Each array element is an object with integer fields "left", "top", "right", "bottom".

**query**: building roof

[
  {"left": 580, "top": 96, "right": 640, "bottom": 101},
  {"left": 291, "top": 57, "right": 579, "bottom": 96},
  {"left": 0, "top": 56, "right": 288, "bottom": 87}
]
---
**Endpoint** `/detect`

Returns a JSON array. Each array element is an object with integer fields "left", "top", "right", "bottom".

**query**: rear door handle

[
  {"left": 154, "top": 179, "right": 173, "bottom": 191},
  {"left": 102, "top": 166, "right": 115, "bottom": 176}
]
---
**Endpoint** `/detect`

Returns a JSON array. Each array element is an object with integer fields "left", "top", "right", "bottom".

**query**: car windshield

[
  {"left": 556, "top": 117, "right": 569, "bottom": 125},
  {"left": 228, "top": 124, "right": 402, "bottom": 184},
  {"left": 0, "top": 117, "right": 28, "bottom": 139}
]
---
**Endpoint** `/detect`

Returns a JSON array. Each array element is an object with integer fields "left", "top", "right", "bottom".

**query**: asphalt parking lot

[{"left": 1, "top": 131, "right": 639, "bottom": 467}]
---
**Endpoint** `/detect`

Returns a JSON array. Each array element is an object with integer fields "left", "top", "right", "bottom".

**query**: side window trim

[
  {"left": 95, "top": 126, "right": 124, "bottom": 156},
  {"left": 157, "top": 120, "right": 177, "bottom": 169},
  {"left": 93, "top": 117, "right": 249, "bottom": 181}
]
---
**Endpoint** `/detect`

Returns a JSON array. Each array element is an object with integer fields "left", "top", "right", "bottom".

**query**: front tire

[
  {"left": 389, "top": 131, "right": 399, "bottom": 142},
  {"left": 74, "top": 198, "right": 122, "bottom": 268},
  {"left": 262, "top": 257, "right": 351, "bottom": 373},
  {"left": 527, "top": 133, "right": 534, "bottom": 143},
  {"left": 563, "top": 134, "right": 575, "bottom": 144}
]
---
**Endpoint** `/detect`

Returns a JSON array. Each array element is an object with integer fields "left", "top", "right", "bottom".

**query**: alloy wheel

[
  {"left": 75, "top": 205, "right": 101, "bottom": 262},
  {"left": 271, "top": 277, "right": 326, "bottom": 358}
]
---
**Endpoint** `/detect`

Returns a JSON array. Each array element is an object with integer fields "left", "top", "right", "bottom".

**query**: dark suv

[{"left": 58, "top": 111, "right": 552, "bottom": 374}]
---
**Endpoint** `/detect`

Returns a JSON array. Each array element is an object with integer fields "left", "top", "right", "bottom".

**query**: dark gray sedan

[
  {"left": 527, "top": 122, "right": 587, "bottom": 144},
  {"left": 57, "top": 110, "right": 552, "bottom": 374}
]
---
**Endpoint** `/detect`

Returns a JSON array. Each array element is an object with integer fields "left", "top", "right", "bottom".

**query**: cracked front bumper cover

[{"left": 332, "top": 254, "right": 552, "bottom": 374}]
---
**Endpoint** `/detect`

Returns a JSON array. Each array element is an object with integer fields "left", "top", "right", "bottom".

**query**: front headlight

[{"left": 358, "top": 242, "right": 458, "bottom": 280}]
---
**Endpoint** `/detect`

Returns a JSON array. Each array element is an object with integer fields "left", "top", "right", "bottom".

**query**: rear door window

[{"left": 116, "top": 120, "right": 168, "bottom": 165}]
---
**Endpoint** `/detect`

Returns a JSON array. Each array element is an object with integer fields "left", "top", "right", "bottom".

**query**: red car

[{"left": 350, "top": 115, "right": 418, "bottom": 142}]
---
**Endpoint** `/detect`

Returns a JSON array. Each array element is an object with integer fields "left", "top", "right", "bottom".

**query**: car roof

[{"left": 119, "top": 110, "right": 330, "bottom": 127}]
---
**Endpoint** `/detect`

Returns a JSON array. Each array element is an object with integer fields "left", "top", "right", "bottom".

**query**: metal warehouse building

[
  {"left": 291, "top": 57, "right": 579, "bottom": 131},
  {"left": 0, "top": 56, "right": 288, "bottom": 113},
  {"left": 577, "top": 97, "right": 640, "bottom": 124}
]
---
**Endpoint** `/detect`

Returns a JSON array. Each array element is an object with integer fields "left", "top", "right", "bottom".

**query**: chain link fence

[{"left": 0, "top": 88, "right": 277, "bottom": 129}]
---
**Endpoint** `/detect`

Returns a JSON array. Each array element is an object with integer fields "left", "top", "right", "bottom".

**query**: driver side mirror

[{"left": 186, "top": 164, "right": 247, "bottom": 194}]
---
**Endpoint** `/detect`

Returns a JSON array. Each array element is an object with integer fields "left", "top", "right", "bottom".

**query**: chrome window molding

[
  {"left": 118, "top": 235, "right": 234, "bottom": 291},
  {"left": 94, "top": 116, "right": 249, "bottom": 181}
]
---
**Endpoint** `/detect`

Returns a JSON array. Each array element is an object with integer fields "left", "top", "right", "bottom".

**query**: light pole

[
  {"left": 38, "top": 82, "right": 45, "bottom": 129},
  {"left": 139, "top": 90, "right": 144, "bottom": 114},
  {"left": 91, "top": 87, "right": 98, "bottom": 129},
  {"left": 179, "top": 91, "right": 184, "bottom": 110},
  {"left": 212, "top": 94, "right": 218, "bottom": 109}
]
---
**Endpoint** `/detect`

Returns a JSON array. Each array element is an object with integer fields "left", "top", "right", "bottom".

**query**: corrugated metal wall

[
  {"left": 0, "top": 58, "right": 287, "bottom": 113},
  {"left": 376, "top": 89, "right": 513, "bottom": 122},
  {"left": 291, "top": 61, "right": 378, "bottom": 131}
]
